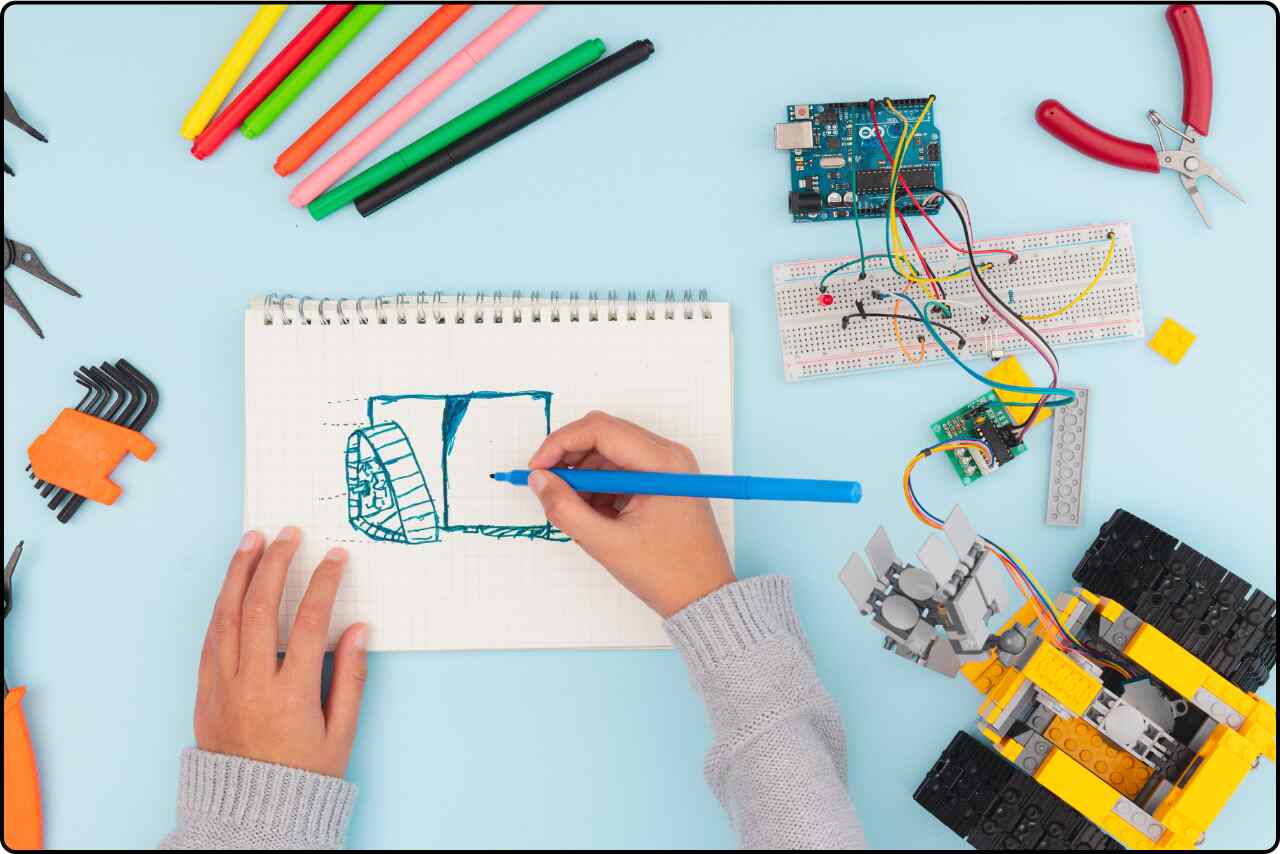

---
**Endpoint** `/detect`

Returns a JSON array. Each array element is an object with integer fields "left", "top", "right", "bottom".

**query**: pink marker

[{"left": 289, "top": 4, "right": 543, "bottom": 207}]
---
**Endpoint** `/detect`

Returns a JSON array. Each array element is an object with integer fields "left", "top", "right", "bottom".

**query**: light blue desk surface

[{"left": 3, "top": 4, "right": 1275, "bottom": 849}]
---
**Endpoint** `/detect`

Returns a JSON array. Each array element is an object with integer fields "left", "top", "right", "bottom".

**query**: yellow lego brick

[
  {"left": 1033, "top": 750, "right": 1162, "bottom": 849},
  {"left": 984, "top": 355, "right": 1053, "bottom": 428},
  {"left": 1044, "top": 715, "right": 1152, "bottom": 799},
  {"left": 1155, "top": 726, "right": 1256, "bottom": 837},
  {"left": 1020, "top": 643, "right": 1102, "bottom": 715},
  {"left": 1241, "top": 702, "right": 1277, "bottom": 762},
  {"left": 1148, "top": 317, "right": 1195, "bottom": 365},
  {"left": 978, "top": 725, "right": 1026, "bottom": 763},
  {"left": 1202, "top": 672, "right": 1252, "bottom": 721},
  {"left": 961, "top": 655, "right": 1007, "bottom": 695},
  {"left": 1124, "top": 623, "right": 1211, "bottom": 700},
  {"left": 980, "top": 667, "right": 1029, "bottom": 731},
  {"left": 995, "top": 733, "right": 1023, "bottom": 762},
  {"left": 1095, "top": 595, "right": 1125, "bottom": 622}
]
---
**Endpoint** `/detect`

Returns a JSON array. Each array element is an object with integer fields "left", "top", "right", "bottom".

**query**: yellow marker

[{"left": 180, "top": 5, "right": 288, "bottom": 140}]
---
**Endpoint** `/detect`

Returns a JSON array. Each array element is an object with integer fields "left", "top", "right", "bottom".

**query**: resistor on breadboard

[{"left": 773, "top": 223, "right": 1143, "bottom": 381}]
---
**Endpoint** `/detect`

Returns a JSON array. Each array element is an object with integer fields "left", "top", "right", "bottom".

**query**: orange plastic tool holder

[
  {"left": 27, "top": 408, "right": 155, "bottom": 505},
  {"left": 3, "top": 686, "right": 42, "bottom": 850}
]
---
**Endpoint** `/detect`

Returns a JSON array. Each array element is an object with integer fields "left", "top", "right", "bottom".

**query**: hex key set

[{"left": 26, "top": 359, "right": 159, "bottom": 523}]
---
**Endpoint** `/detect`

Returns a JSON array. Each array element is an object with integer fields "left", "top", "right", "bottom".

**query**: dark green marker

[{"left": 308, "top": 37, "right": 606, "bottom": 221}]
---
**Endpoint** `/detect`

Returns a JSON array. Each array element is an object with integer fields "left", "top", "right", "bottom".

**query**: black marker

[{"left": 354, "top": 39, "right": 656, "bottom": 217}]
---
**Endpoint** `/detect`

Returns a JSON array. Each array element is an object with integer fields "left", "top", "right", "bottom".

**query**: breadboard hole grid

[{"left": 773, "top": 223, "right": 1142, "bottom": 381}]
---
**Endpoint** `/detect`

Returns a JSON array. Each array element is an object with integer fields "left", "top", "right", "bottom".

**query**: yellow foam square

[
  {"left": 1149, "top": 318, "right": 1196, "bottom": 365},
  {"left": 984, "top": 355, "right": 1053, "bottom": 428}
]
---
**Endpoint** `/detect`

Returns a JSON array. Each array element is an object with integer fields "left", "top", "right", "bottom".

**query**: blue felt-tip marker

[{"left": 490, "top": 469, "right": 861, "bottom": 504}]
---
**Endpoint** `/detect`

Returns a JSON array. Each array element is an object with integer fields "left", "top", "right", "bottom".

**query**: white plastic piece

[
  {"left": 916, "top": 534, "right": 958, "bottom": 587},
  {"left": 880, "top": 594, "right": 921, "bottom": 632},
  {"left": 838, "top": 553, "right": 878, "bottom": 615},
  {"left": 1046, "top": 386, "right": 1089, "bottom": 526},
  {"left": 971, "top": 550, "right": 1009, "bottom": 615},
  {"left": 865, "top": 527, "right": 898, "bottom": 581},
  {"left": 948, "top": 578, "right": 989, "bottom": 651},
  {"left": 942, "top": 505, "right": 978, "bottom": 559},
  {"left": 898, "top": 566, "right": 939, "bottom": 602},
  {"left": 773, "top": 224, "right": 1142, "bottom": 381}
]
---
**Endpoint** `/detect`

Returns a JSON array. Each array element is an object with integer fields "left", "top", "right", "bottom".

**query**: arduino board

[
  {"left": 776, "top": 97, "right": 943, "bottom": 223},
  {"left": 930, "top": 391, "right": 1026, "bottom": 485}
]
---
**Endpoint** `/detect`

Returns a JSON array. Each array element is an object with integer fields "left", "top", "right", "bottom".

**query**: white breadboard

[{"left": 773, "top": 223, "right": 1142, "bottom": 382}]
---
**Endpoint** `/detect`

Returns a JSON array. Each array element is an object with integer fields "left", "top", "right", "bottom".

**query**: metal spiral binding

[{"left": 263, "top": 290, "right": 713, "bottom": 326}]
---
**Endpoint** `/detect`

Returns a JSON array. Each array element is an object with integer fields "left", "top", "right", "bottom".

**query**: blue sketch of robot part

[
  {"left": 345, "top": 390, "right": 568, "bottom": 545},
  {"left": 346, "top": 422, "right": 440, "bottom": 543}
]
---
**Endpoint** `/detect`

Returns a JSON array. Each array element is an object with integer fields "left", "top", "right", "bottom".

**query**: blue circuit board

[{"left": 776, "top": 98, "right": 943, "bottom": 223}]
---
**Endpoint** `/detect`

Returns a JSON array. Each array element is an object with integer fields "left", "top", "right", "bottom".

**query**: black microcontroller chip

[
  {"left": 973, "top": 413, "right": 1015, "bottom": 464},
  {"left": 927, "top": 142, "right": 940, "bottom": 161},
  {"left": 825, "top": 137, "right": 839, "bottom": 150},
  {"left": 855, "top": 165, "right": 936, "bottom": 193}
]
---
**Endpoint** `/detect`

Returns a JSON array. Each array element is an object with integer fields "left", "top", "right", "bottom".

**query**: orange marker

[{"left": 275, "top": 4, "right": 471, "bottom": 176}]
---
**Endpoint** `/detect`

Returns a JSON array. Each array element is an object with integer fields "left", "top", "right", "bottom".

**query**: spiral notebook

[{"left": 244, "top": 291, "right": 733, "bottom": 651}]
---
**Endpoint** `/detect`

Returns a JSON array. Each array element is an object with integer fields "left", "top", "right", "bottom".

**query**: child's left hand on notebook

[{"left": 192, "top": 527, "right": 368, "bottom": 778}]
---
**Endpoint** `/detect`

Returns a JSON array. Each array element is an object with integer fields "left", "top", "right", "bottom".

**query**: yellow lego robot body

[
  {"left": 840, "top": 507, "right": 1276, "bottom": 850},
  {"left": 961, "top": 591, "right": 1275, "bottom": 850}
]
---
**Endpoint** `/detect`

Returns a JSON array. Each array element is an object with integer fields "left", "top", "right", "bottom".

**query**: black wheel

[
  {"left": 1073, "top": 510, "right": 1276, "bottom": 694},
  {"left": 914, "top": 732, "right": 1122, "bottom": 850}
]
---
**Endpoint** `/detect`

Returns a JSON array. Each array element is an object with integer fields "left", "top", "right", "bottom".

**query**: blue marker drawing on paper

[{"left": 345, "top": 390, "right": 567, "bottom": 545}]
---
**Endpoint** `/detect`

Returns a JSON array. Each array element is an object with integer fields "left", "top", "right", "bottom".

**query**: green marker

[
  {"left": 309, "top": 38, "right": 606, "bottom": 221},
  {"left": 242, "top": 4, "right": 385, "bottom": 139}
]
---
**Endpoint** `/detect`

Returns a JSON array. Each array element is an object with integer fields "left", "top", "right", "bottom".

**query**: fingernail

[
  {"left": 352, "top": 625, "right": 368, "bottom": 651},
  {"left": 528, "top": 470, "right": 549, "bottom": 496},
  {"left": 237, "top": 531, "right": 260, "bottom": 552},
  {"left": 276, "top": 525, "right": 300, "bottom": 542},
  {"left": 326, "top": 546, "right": 348, "bottom": 562}
]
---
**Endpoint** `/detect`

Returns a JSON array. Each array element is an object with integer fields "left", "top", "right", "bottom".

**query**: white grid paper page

[{"left": 244, "top": 297, "right": 733, "bottom": 651}]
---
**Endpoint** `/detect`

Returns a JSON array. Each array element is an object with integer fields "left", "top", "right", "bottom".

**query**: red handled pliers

[{"left": 1035, "top": 4, "right": 1243, "bottom": 228}]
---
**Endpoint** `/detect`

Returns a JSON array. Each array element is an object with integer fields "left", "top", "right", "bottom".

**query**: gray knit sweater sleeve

[
  {"left": 159, "top": 748, "right": 356, "bottom": 849},
  {"left": 664, "top": 576, "right": 866, "bottom": 850}
]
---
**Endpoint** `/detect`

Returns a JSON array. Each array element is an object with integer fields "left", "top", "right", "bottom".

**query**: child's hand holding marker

[
  {"left": 168, "top": 417, "right": 861, "bottom": 848},
  {"left": 525, "top": 411, "right": 736, "bottom": 618}
]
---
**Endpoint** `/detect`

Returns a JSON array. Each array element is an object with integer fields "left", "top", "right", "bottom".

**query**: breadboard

[{"left": 773, "top": 223, "right": 1142, "bottom": 382}]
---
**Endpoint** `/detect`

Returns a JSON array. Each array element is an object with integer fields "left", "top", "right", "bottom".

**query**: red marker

[{"left": 191, "top": 4, "right": 354, "bottom": 160}]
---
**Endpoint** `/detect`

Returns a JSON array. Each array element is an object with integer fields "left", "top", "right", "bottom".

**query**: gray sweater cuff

[
  {"left": 166, "top": 748, "right": 357, "bottom": 849},
  {"left": 663, "top": 575, "right": 808, "bottom": 674}
]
